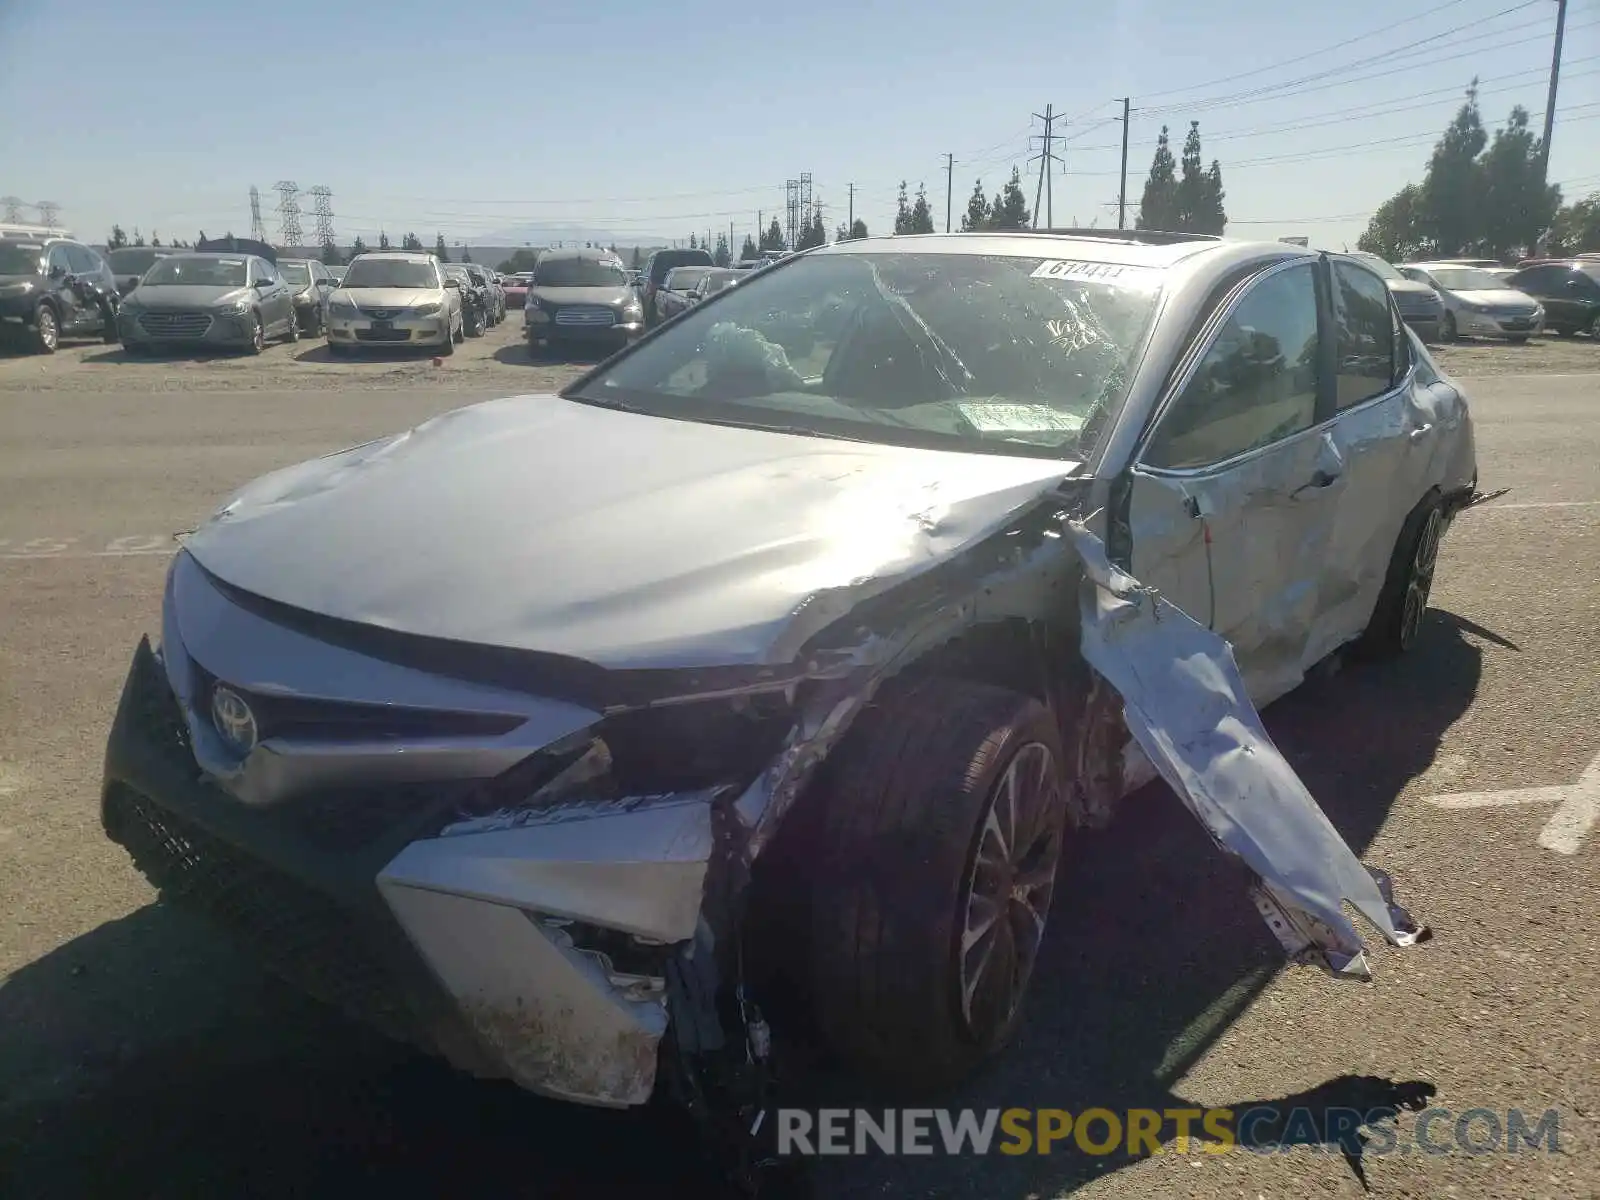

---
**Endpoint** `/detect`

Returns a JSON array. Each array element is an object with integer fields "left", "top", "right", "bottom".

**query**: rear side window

[
  {"left": 1511, "top": 266, "right": 1561, "bottom": 293},
  {"left": 1143, "top": 262, "right": 1320, "bottom": 471},
  {"left": 1330, "top": 260, "right": 1397, "bottom": 410}
]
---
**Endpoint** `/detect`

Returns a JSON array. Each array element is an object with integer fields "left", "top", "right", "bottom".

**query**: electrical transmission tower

[
  {"left": 0, "top": 196, "right": 23, "bottom": 222},
  {"left": 799, "top": 173, "right": 812, "bottom": 239},
  {"left": 273, "top": 181, "right": 303, "bottom": 246},
  {"left": 785, "top": 179, "right": 799, "bottom": 249},
  {"left": 248, "top": 186, "right": 268, "bottom": 242},
  {"left": 36, "top": 201, "right": 61, "bottom": 229},
  {"left": 309, "top": 186, "right": 335, "bottom": 246}
]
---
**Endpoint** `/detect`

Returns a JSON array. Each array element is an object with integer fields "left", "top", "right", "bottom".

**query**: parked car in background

[
  {"left": 654, "top": 265, "right": 717, "bottom": 321},
  {"left": 1505, "top": 259, "right": 1600, "bottom": 338},
  {"left": 1397, "top": 262, "right": 1543, "bottom": 342},
  {"left": 443, "top": 264, "right": 490, "bottom": 337},
  {"left": 324, "top": 251, "right": 464, "bottom": 356},
  {"left": 524, "top": 247, "right": 642, "bottom": 356},
  {"left": 1346, "top": 251, "right": 1445, "bottom": 342},
  {"left": 106, "top": 246, "right": 182, "bottom": 296},
  {"left": 0, "top": 235, "right": 121, "bottom": 353},
  {"left": 462, "top": 263, "right": 504, "bottom": 324},
  {"left": 640, "top": 246, "right": 713, "bottom": 326},
  {"left": 277, "top": 258, "right": 338, "bottom": 335},
  {"left": 502, "top": 271, "right": 532, "bottom": 309},
  {"left": 101, "top": 231, "right": 1475, "bottom": 1124},
  {"left": 117, "top": 252, "right": 299, "bottom": 355},
  {"left": 689, "top": 267, "right": 741, "bottom": 304}
]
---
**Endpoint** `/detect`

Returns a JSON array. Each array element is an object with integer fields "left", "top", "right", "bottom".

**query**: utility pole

[
  {"left": 847, "top": 183, "right": 854, "bottom": 234},
  {"left": 1117, "top": 97, "right": 1132, "bottom": 229},
  {"left": 1539, "top": 0, "right": 1568, "bottom": 186},
  {"left": 944, "top": 153, "right": 954, "bottom": 233},
  {"left": 1029, "top": 104, "right": 1058, "bottom": 229}
]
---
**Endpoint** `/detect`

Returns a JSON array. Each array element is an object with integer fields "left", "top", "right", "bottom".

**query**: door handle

[
  {"left": 1291, "top": 469, "right": 1341, "bottom": 499},
  {"left": 1408, "top": 422, "right": 1434, "bottom": 440}
]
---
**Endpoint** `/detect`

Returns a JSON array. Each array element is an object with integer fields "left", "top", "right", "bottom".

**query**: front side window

[
  {"left": 1143, "top": 262, "right": 1320, "bottom": 470},
  {"left": 67, "top": 244, "right": 102, "bottom": 273},
  {"left": 342, "top": 258, "right": 439, "bottom": 289},
  {"left": 278, "top": 263, "right": 310, "bottom": 285},
  {"left": 141, "top": 256, "right": 249, "bottom": 287},
  {"left": 569, "top": 250, "right": 1164, "bottom": 460},
  {"left": 253, "top": 259, "right": 278, "bottom": 285},
  {"left": 1331, "top": 260, "right": 1397, "bottom": 409}
]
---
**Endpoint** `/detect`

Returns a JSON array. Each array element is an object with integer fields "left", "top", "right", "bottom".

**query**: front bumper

[
  {"left": 118, "top": 308, "right": 257, "bottom": 348},
  {"left": 101, "top": 637, "right": 711, "bottom": 1107},
  {"left": 525, "top": 317, "right": 643, "bottom": 347},
  {"left": 1452, "top": 308, "right": 1543, "bottom": 339},
  {"left": 327, "top": 311, "right": 453, "bottom": 347}
]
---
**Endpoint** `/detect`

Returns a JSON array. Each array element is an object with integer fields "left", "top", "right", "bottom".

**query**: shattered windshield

[{"left": 568, "top": 250, "right": 1163, "bottom": 459}]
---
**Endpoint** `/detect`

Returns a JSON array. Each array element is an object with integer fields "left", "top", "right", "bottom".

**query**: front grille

[
  {"left": 138, "top": 310, "right": 213, "bottom": 338},
  {"left": 356, "top": 327, "right": 413, "bottom": 341},
  {"left": 554, "top": 305, "right": 616, "bottom": 327},
  {"left": 366, "top": 307, "right": 401, "bottom": 320}
]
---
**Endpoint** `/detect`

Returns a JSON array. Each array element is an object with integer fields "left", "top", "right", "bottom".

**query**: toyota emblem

[{"left": 210, "top": 685, "right": 259, "bottom": 755}]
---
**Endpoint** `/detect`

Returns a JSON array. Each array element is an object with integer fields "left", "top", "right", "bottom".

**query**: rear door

[{"left": 1126, "top": 257, "right": 1342, "bottom": 705}]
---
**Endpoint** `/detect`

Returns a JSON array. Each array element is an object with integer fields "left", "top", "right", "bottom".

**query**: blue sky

[{"left": 1, "top": 0, "right": 1596, "bottom": 253}]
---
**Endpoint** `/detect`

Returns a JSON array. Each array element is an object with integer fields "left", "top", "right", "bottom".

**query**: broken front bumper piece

[{"left": 1067, "top": 522, "right": 1429, "bottom": 977}]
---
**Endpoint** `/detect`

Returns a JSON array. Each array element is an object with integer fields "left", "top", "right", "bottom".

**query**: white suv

[{"left": 325, "top": 251, "right": 464, "bottom": 354}]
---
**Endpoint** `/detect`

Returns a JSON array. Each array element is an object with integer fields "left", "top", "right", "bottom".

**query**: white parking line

[
  {"left": 1474, "top": 500, "right": 1600, "bottom": 511},
  {"left": 0, "top": 536, "right": 178, "bottom": 560},
  {"left": 1426, "top": 752, "right": 1600, "bottom": 855}
]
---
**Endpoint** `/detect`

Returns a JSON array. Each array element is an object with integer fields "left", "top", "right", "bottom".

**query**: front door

[{"left": 1124, "top": 258, "right": 1344, "bottom": 705}]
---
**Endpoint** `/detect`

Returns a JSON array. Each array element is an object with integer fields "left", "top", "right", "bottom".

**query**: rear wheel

[
  {"left": 1589, "top": 313, "right": 1600, "bottom": 339},
  {"left": 1440, "top": 312, "right": 1458, "bottom": 342},
  {"left": 806, "top": 679, "right": 1068, "bottom": 1092}
]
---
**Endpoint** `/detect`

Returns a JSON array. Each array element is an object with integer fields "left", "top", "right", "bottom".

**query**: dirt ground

[
  {"left": 1429, "top": 333, "right": 1600, "bottom": 377},
  {"left": 2, "top": 321, "right": 1596, "bottom": 395},
  {"left": 0, "top": 316, "right": 587, "bottom": 394}
]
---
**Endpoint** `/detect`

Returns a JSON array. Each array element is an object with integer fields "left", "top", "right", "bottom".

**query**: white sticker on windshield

[
  {"left": 216, "top": 258, "right": 245, "bottom": 266},
  {"left": 1030, "top": 259, "right": 1147, "bottom": 283},
  {"left": 957, "top": 401, "right": 1085, "bottom": 434}
]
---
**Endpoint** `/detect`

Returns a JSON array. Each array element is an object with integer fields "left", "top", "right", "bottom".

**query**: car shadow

[
  {"left": 291, "top": 343, "right": 444, "bottom": 365},
  {"left": 493, "top": 342, "right": 618, "bottom": 368},
  {"left": 0, "top": 609, "right": 1486, "bottom": 1199},
  {"left": 79, "top": 346, "right": 249, "bottom": 365}
]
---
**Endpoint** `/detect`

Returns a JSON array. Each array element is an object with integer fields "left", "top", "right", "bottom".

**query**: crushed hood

[{"left": 183, "top": 395, "right": 1081, "bottom": 669}]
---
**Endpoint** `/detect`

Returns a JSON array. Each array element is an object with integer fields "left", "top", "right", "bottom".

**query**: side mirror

[
  {"left": 444, "top": 278, "right": 461, "bottom": 288},
  {"left": 1567, "top": 279, "right": 1585, "bottom": 293},
  {"left": 255, "top": 279, "right": 270, "bottom": 289}
]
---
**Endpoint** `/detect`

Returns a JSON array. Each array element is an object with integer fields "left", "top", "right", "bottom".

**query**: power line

[
  {"left": 1137, "top": 0, "right": 1545, "bottom": 114},
  {"left": 1134, "top": 0, "right": 1477, "bottom": 101}
]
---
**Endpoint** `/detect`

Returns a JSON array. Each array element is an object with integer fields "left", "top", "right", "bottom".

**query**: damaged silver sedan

[{"left": 102, "top": 230, "right": 1478, "bottom": 1118}]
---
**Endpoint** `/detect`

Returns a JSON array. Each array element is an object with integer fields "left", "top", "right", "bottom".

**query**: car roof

[
  {"left": 813, "top": 229, "right": 1236, "bottom": 269},
  {"left": 540, "top": 248, "right": 618, "bottom": 262},
  {"left": 353, "top": 251, "right": 435, "bottom": 262}
]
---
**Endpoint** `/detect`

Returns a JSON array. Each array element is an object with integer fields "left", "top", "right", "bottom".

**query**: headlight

[
  {"left": 414, "top": 302, "right": 441, "bottom": 316},
  {"left": 622, "top": 300, "right": 642, "bottom": 317},
  {"left": 328, "top": 301, "right": 358, "bottom": 318},
  {"left": 223, "top": 298, "right": 251, "bottom": 314}
]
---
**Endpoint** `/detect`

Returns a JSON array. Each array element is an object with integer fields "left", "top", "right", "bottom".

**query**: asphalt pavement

[{"left": 1, "top": 334, "right": 1596, "bottom": 1199}]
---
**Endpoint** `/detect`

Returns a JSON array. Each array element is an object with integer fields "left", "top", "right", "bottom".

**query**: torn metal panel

[{"left": 1066, "top": 520, "right": 1427, "bottom": 978}]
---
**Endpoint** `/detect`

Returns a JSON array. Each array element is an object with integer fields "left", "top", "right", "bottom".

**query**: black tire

[
  {"left": 1358, "top": 491, "right": 1445, "bottom": 660},
  {"left": 465, "top": 309, "right": 484, "bottom": 338},
  {"left": 32, "top": 303, "right": 59, "bottom": 354},
  {"left": 1590, "top": 313, "right": 1600, "bottom": 339},
  {"left": 245, "top": 313, "right": 265, "bottom": 355},
  {"left": 1440, "top": 311, "right": 1457, "bottom": 342},
  {"left": 806, "top": 678, "right": 1069, "bottom": 1092},
  {"left": 439, "top": 327, "right": 456, "bottom": 356},
  {"left": 284, "top": 309, "right": 300, "bottom": 344},
  {"left": 1553, "top": 326, "right": 1573, "bottom": 337}
]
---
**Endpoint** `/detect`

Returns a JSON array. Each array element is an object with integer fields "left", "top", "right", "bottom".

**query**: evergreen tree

[
  {"left": 1175, "top": 121, "right": 1208, "bottom": 232},
  {"left": 713, "top": 232, "right": 732, "bottom": 267},
  {"left": 848, "top": 217, "right": 868, "bottom": 240},
  {"left": 1136, "top": 126, "right": 1179, "bottom": 231},
  {"left": 761, "top": 219, "right": 786, "bottom": 251},
  {"left": 1480, "top": 105, "right": 1559, "bottom": 257},
  {"left": 435, "top": 234, "right": 450, "bottom": 261},
  {"left": 960, "top": 179, "right": 991, "bottom": 231},
  {"left": 401, "top": 232, "right": 423, "bottom": 252},
  {"left": 632, "top": 246, "right": 644, "bottom": 268},
  {"left": 1418, "top": 82, "right": 1489, "bottom": 256},
  {"left": 1201, "top": 160, "right": 1227, "bottom": 234},
  {"left": 609, "top": 243, "right": 619, "bottom": 255},
  {"left": 909, "top": 184, "right": 935, "bottom": 234},
  {"left": 461, "top": 247, "right": 472, "bottom": 262},
  {"left": 989, "top": 168, "right": 1031, "bottom": 230},
  {"left": 740, "top": 233, "right": 759, "bottom": 259},
  {"left": 108, "top": 225, "right": 128, "bottom": 249},
  {"left": 378, "top": 231, "right": 391, "bottom": 250},
  {"left": 893, "top": 181, "right": 913, "bottom": 234},
  {"left": 689, "top": 233, "right": 699, "bottom": 250},
  {"left": 320, "top": 239, "right": 343, "bottom": 266},
  {"left": 351, "top": 235, "right": 368, "bottom": 257},
  {"left": 132, "top": 228, "right": 145, "bottom": 247},
  {"left": 1550, "top": 191, "right": 1600, "bottom": 254},
  {"left": 796, "top": 212, "right": 828, "bottom": 249}
]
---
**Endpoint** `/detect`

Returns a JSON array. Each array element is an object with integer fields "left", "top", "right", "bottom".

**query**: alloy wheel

[
  {"left": 1400, "top": 507, "right": 1444, "bottom": 648},
  {"left": 956, "top": 741, "right": 1063, "bottom": 1038},
  {"left": 37, "top": 307, "right": 58, "bottom": 351}
]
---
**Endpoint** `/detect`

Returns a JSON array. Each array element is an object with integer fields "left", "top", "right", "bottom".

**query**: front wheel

[
  {"left": 1589, "top": 313, "right": 1600, "bottom": 339},
  {"left": 1439, "top": 311, "right": 1458, "bottom": 342},
  {"left": 1358, "top": 492, "right": 1445, "bottom": 659},
  {"left": 284, "top": 309, "right": 300, "bottom": 344},
  {"left": 806, "top": 678, "right": 1068, "bottom": 1092},
  {"left": 32, "top": 303, "right": 59, "bottom": 354},
  {"left": 245, "top": 313, "right": 264, "bottom": 355}
]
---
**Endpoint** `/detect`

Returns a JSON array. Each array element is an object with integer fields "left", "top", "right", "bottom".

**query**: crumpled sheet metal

[{"left": 1065, "top": 520, "right": 1428, "bottom": 979}]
